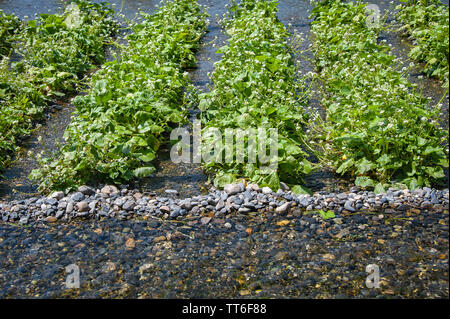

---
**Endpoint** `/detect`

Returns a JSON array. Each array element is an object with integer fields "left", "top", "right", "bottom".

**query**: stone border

[{"left": 1, "top": 183, "right": 448, "bottom": 225}]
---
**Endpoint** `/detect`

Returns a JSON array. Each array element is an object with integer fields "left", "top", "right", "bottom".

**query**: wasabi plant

[
  {"left": 0, "top": 0, "right": 116, "bottom": 172},
  {"left": 396, "top": 0, "right": 449, "bottom": 88},
  {"left": 310, "top": 0, "right": 448, "bottom": 191},
  {"left": 0, "top": 10, "right": 21, "bottom": 56},
  {"left": 199, "top": 0, "right": 313, "bottom": 192},
  {"left": 30, "top": 0, "right": 208, "bottom": 192}
]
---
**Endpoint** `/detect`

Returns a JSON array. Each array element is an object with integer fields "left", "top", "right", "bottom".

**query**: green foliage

[
  {"left": 30, "top": 0, "right": 208, "bottom": 192},
  {"left": 396, "top": 0, "right": 449, "bottom": 88},
  {"left": 0, "top": 57, "right": 46, "bottom": 171},
  {"left": 305, "top": 209, "right": 335, "bottom": 220},
  {"left": 199, "top": 0, "right": 312, "bottom": 191},
  {"left": 310, "top": 0, "right": 448, "bottom": 190},
  {"left": 318, "top": 210, "right": 335, "bottom": 220},
  {"left": 0, "top": 0, "right": 116, "bottom": 171},
  {"left": 0, "top": 10, "right": 21, "bottom": 56}
]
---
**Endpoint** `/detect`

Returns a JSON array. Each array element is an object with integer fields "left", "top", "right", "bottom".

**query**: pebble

[
  {"left": 224, "top": 183, "right": 243, "bottom": 195},
  {"left": 153, "top": 236, "right": 166, "bottom": 243},
  {"left": 71, "top": 192, "right": 85, "bottom": 202},
  {"left": 66, "top": 202, "right": 74, "bottom": 214},
  {"left": 275, "top": 202, "right": 290, "bottom": 214},
  {"left": 78, "top": 186, "right": 95, "bottom": 196},
  {"left": 247, "top": 183, "right": 260, "bottom": 191},
  {"left": 50, "top": 191, "right": 64, "bottom": 200},
  {"left": 160, "top": 206, "right": 170, "bottom": 214},
  {"left": 122, "top": 201, "right": 135, "bottom": 211},
  {"left": 76, "top": 202, "right": 89, "bottom": 212},
  {"left": 344, "top": 200, "right": 355, "bottom": 212},
  {"left": 200, "top": 217, "right": 212, "bottom": 225},
  {"left": 101, "top": 185, "right": 118, "bottom": 194}
]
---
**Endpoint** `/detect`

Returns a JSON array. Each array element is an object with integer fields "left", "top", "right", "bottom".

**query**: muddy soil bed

[{"left": 0, "top": 0, "right": 448, "bottom": 299}]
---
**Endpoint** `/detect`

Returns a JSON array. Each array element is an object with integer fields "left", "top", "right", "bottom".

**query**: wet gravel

[
  {"left": 0, "top": 185, "right": 448, "bottom": 298},
  {"left": 0, "top": 183, "right": 448, "bottom": 298}
]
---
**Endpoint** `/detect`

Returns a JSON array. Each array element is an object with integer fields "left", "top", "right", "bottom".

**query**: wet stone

[
  {"left": 76, "top": 202, "right": 89, "bottom": 212},
  {"left": 200, "top": 217, "right": 212, "bottom": 225},
  {"left": 101, "top": 185, "right": 118, "bottom": 195},
  {"left": 78, "top": 186, "right": 96, "bottom": 196},
  {"left": 160, "top": 206, "right": 170, "bottom": 214},
  {"left": 276, "top": 202, "right": 291, "bottom": 214},
  {"left": 50, "top": 192, "right": 64, "bottom": 200},
  {"left": 224, "top": 184, "right": 243, "bottom": 195},
  {"left": 71, "top": 192, "right": 85, "bottom": 202},
  {"left": 122, "top": 201, "right": 135, "bottom": 211},
  {"left": 65, "top": 202, "right": 74, "bottom": 214},
  {"left": 344, "top": 200, "right": 355, "bottom": 212}
]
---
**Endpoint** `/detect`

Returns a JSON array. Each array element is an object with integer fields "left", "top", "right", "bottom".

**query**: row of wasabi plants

[
  {"left": 30, "top": 0, "right": 208, "bottom": 192},
  {"left": 310, "top": 0, "right": 448, "bottom": 192},
  {"left": 0, "top": 0, "right": 117, "bottom": 171},
  {"left": 395, "top": 0, "right": 449, "bottom": 89},
  {"left": 198, "top": 0, "right": 312, "bottom": 192},
  {"left": 0, "top": 10, "right": 21, "bottom": 56}
]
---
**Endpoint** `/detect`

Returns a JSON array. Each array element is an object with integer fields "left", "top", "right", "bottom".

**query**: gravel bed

[{"left": 0, "top": 187, "right": 448, "bottom": 298}]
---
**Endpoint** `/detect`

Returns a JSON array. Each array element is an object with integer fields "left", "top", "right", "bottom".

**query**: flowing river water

[{"left": 0, "top": 0, "right": 448, "bottom": 298}]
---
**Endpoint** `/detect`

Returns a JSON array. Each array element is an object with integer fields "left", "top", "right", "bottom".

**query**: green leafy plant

[
  {"left": 396, "top": 0, "right": 449, "bottom": 88},
  {"left": 14, "top": 0, "right": 118, "bottom": 96},
  {"left": 310, "top": 0, "right": 448, "bottom": 191},
  {"left": 30, "top": 0, "right": 208, "bottom": 192},
  {"left": 199, "top": 0, "right": 313, "bottom": 191},
  {"left": 0, "top": 0, "right": 116, "bottom": 172},
  {"left": 304, "top": 209, "right": 335, "bottom": 220},
  {"left": 317, "top": 209, "right": 335, "bottom": 220},
  {"left": 0, "top": 57, "right": 46, "bottom": 171},
  {"left": 0, "top": 10, "right": 21, "bottom": 56}
]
